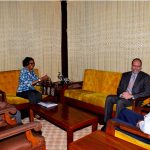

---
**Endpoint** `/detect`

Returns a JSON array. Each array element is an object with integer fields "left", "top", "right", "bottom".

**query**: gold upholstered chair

[
  {"left": 0, "top": 70, "right": 38, "bottom": 110},
  {"left": 106, "top": 115, "right": 150, "bottom": 149},
  {"left": 0, "top": 69, "right": 49, "bottom": 111}
]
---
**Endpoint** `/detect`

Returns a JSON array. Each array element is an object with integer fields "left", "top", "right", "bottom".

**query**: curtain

[
  {"left": 67, "top": 1, "right": 150, "bottom": 81},
  {"left": 0, "top": 1, "right": 61, "bottom": 81}
]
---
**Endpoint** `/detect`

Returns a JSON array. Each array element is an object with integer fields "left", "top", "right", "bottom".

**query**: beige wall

[
  {"left": 0, "top": 1, "right": 61, "bottom": 81},
  {"left": 67, "top": 1, "right": 150, "bottom": 81},
  {"left": 1, "top": 1, "right": 150, "bottom": 82}
]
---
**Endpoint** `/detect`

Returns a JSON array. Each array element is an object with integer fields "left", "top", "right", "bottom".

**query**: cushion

[
  {"left": 65, "top": 89, "right": 109, "bottom": 108},
  {"left": 6, "top": 95, "right": 29, "bottom": 104},
  {"left": 65, "top": 89, "right": 94, "bottom": 101},
  {"left": 142, "top": 98, "right": 150, "bottom": 105},
  {"left": 65, "top": 89, "right": 134, "bottom": 111},
  {"left": 115, "top": 130, "right": 150, "bottom": 149},
  {"left": 82, "top": 69, "right": 122, "bottom": 95}
]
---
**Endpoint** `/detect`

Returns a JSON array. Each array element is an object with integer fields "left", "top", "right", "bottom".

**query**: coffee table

[
  {"left": 29, "top": 103, "right": 98, "bottom": 149},
  {"left": 69, "top": 130, "right": 146, "bottom": 150}
]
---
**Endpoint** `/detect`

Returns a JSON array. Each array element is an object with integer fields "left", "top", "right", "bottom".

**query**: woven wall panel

[
  {"left": 0, "top": 1, "right": 61, "bottom": 81},
  {"left": 68, "top": 1, "right": 150, "bottom": 81}
]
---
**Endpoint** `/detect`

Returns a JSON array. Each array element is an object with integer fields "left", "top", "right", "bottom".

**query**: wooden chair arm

[
  {"left": 60, "top": 81, "right": 83, "bottom": 90},
  {"left": 60, "top": 81, "right": 83, "bottom": 103},
  {"left": 0, "top": 90, "right": 5, "bottom": 93},
  {"left": 120, "top": 125, "right": 150, "bottom": 139},
  {"left": 0, "top": 90, "right": 7, "bottom": 102},
  {"left": 67, "top": 81, "right": 83, "bottom": 89},
  {"left": 106, "top": 120, "right": 150, "bottom": 140},
  {"left": 0, "top": 121, "right": 42, "bottom": 140},
  {"left": 131, "top": 96, "right": 150, "bottom": 111},
  {"left": 106, "top": 119, "right": 119, "bottom": 136},
  {"left": 0, "top": 103, "right": 16, "bottom": 115}
]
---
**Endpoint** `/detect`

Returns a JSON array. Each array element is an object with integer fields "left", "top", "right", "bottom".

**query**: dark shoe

[
  {"left": 35, "top": 115, "right": 44, "bottom": 120},
  {"left": 17, "top": 122, "right": 23, "bottom": 126},
  {"left": 101, "top": 125, "right": 106, "bottom": 132}
]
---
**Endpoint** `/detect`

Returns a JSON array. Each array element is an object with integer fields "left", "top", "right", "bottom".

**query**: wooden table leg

[
  {"left": 67, "top": 130, "right": 73, "bottom": 150},
  {"left": 29, "top": 108, "right": 34, "bottom": 122},
  {"left": 92, "top": 120, "right": 98, "bottom": 132}
]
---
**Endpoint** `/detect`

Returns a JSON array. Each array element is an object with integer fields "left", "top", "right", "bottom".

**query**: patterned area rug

[{"left": 23, "top": 118, "right": 102, "bottom": 150}]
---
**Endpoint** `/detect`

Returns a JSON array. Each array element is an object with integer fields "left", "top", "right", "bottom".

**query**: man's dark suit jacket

[{"left": 117, "top": 71, "right": 150, "bottom": 99}]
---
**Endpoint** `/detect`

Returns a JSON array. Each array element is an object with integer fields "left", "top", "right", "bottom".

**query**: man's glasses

[{"left": 132, "top": 65, "right": 141, "bottom": 68}]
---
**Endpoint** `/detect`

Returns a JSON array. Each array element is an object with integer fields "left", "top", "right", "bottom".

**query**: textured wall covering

[
  {"left": 0, "top": 1, "right": 61, "bottom": 81},
  {"left": 67, "top": 1, "right": 150, "bottom": 81}
]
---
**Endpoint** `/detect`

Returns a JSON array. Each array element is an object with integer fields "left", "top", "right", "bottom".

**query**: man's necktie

[{"left": 126, "top": 73, "right": 136, "bottom": 94}]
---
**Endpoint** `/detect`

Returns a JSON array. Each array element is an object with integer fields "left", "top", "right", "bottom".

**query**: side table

[
  {"left": 30, "top": 103, "right": 98, "bottom": 150},
  {"left": 41, "top": 81, "right": 66, "bottom": 102},
  {"left": 41, "top": 81, "right": 83, "bottom": 103}
]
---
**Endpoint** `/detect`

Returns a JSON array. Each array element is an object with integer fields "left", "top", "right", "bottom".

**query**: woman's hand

[
  {"left": 32, "top": 75, "right": 49, "bottom": 86},
  {"left": 40, "top": 75, "right": 49, "bottom": 81}
]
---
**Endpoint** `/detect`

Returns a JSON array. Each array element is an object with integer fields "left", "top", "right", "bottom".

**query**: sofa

[
  {"left": 61, "top": 69, "right": 150, "bottom": 116},
  {"left": 0, "top": 69, "right": 41, "bottom": 110}
]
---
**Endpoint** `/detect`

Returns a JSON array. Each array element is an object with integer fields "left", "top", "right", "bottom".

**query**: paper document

[{"left": 38, "top": 102, "right": 58, "bottom": 108}]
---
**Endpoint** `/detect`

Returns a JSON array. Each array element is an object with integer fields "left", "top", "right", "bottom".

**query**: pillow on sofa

[{"left": 82, "top": 69, "right": 122, "bottom": 95}]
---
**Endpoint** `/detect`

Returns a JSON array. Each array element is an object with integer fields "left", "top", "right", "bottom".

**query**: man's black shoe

[{"left": 101, "top": 125, "right": 106, "bottom": 132}]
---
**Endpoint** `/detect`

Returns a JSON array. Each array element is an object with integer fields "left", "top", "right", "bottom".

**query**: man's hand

[
  {"left": 121, "top": 92, "right": 133, "bottom": 99},
  {"left": 136, "top": 120, "right": 144, "bottom": 128}
]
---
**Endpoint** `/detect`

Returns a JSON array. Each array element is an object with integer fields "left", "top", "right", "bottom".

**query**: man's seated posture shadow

[{"left": 103, "top": 58, "right": 150, "bottom": 130}]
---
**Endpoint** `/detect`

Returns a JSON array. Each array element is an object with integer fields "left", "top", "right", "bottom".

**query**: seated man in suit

[
  {"left": 0, "top": 102, "right": 22, "bottom": 124},
  {"left": 103, "top": 58, "right": 150, "bottom": 130}
]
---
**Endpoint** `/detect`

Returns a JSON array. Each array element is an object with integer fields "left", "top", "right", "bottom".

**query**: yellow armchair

[
  {"left": 106, "top": 119, "right": 150, "bottom": 149},
  {"left": 0, "top": 69, "right": 40, "bottom": 110}
]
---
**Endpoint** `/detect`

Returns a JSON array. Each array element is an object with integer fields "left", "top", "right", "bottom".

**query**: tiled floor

[{"left": 23, "top": 118, "right": 102, "bottom": 150}]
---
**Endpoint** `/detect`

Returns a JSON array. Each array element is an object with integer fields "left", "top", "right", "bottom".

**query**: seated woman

[{"left": 16, "top": 57, "right": 49, "bottom": 104}]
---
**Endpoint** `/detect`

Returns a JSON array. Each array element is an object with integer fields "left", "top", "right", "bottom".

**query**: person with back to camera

[
  {"left": 116, "top": 108, "right": 150, "bottom": 135},
  {"left": 102, "top": 58, "right": 150, "bottom": 131},
  {"left": 16, "top": 57, "right": 49, "bottom": 104},
  {"left": 0, "top": 101, "right": 22, "bottom": 125}
]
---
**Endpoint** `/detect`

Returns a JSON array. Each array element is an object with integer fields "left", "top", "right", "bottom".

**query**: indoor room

[{"left": 0, "top": 1, "right": 150, "bottom": 150}]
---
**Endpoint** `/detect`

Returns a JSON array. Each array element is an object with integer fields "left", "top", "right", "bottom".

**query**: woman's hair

[{"left": 22, "top": 57, "right": 34, "bottom": 67}]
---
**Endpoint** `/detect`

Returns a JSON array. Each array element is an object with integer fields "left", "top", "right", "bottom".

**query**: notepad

[{"left": 38, "top": 102, "right": 58, "bottom": 108}]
